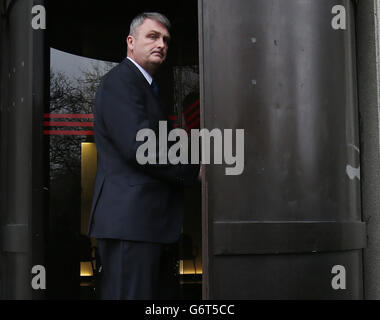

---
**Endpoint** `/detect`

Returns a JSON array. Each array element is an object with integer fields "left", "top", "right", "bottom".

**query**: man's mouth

[{"left": 152, "top": 52, "right": 163, "bottom": 58}]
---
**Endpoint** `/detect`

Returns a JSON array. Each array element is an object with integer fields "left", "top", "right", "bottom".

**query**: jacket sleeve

[{"left": 96, "top": 73, "right": 199, "bottom": 186}]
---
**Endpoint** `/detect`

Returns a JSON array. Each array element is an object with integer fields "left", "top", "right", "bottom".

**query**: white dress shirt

[{"left": 127, "top": 57, "right": 152, "bottom": 85}]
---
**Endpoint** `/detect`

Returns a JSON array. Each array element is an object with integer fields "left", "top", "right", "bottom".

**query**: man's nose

[{"left": 157, "top": 37, "right": 166, "bottom": 49}]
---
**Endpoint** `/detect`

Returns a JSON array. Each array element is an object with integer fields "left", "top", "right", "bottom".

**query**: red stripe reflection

[
  {"left": 44, "top": 130, "right": 94, "bottom": 136},
  {"left": 185, "top": 109, "right": 200, "bottom": 123},
  {"left": 186, "top": 118, "right": 200, "bottom": 130},
  {"left": 184, "top": 100, "right": 200, "bottom": 115}
]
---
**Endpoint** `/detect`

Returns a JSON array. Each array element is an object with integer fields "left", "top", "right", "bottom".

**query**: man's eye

[{"left": 148, "top": 34, "right": 157, "bottom": 39}]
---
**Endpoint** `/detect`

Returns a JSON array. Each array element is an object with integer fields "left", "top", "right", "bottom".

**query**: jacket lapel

[{"left": 122, "top": 58, "right": 166, "bottom": 120}]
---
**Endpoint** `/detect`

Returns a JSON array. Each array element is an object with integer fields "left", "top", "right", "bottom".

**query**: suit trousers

[{"left": 96, "top": 238, "right": 179, "bottom": 300}]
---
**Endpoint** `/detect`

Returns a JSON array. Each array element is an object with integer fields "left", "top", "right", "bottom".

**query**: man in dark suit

[{"left": 88, "top": 12, "right": 200, "bottom": 299}]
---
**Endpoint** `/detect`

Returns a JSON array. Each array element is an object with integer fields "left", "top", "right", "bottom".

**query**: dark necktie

[{"left": 151, "top": 80, "right": 160, "bottom": 98}]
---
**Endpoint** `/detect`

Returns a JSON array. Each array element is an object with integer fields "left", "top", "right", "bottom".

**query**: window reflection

[{"left": 48, "top": 48, "right": 115, "bottom": 299}]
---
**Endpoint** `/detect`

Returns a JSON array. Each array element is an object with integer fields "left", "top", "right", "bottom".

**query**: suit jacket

[{"left": 88, "top": 58, "right": 199, "bottom": 243}]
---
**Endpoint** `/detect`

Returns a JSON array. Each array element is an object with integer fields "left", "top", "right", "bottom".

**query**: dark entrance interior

[{"left": 46, "top": 0, "right": 201, "bottom": 299}]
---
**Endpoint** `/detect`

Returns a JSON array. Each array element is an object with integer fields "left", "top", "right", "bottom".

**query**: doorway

[{"left": 45, "top": 0, "right": 202, "bottom": 299}]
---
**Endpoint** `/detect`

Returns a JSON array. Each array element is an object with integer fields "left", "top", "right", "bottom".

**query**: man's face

[{"left": 127, "top": 18, "right": 170, "bottom": 74}]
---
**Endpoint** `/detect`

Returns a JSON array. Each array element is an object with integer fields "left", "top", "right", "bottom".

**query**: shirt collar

[{"left": 127, "top": 57, "right": 152, "bottom": 85}]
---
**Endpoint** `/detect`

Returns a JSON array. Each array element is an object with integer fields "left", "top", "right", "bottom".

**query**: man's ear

[{"left": 126, "top": 35, "right": 134, "bottom": 52}]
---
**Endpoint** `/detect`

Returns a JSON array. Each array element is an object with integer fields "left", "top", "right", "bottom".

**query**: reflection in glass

[{"left": 48, "top": 48, "right": 115, "bottom": 299}]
